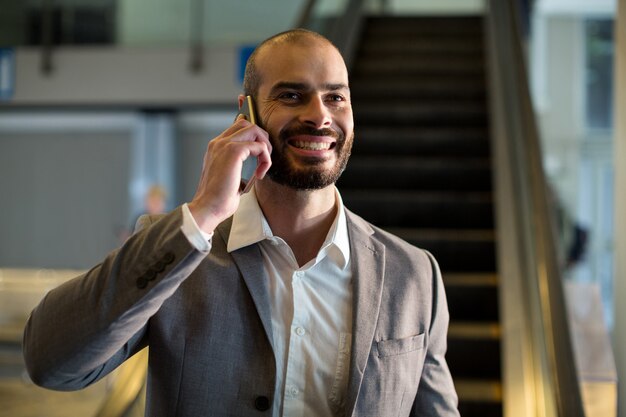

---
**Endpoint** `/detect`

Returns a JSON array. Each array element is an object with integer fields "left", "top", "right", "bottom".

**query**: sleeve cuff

[{"left": 181, "top": 203, "right": 213, "bottom": 253}]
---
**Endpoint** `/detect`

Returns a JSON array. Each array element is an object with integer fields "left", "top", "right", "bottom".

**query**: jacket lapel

[
  {"left": 216, "top": 210, "right": 385, "bottom": 415},
  {"left": 344, "top": 210, "right": 386, "bottom": 416},
  {"left": 215, "top": 218, "right": 275, "bottom": 353}
]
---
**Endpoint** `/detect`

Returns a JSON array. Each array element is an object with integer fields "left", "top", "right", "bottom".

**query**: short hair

[
  {"left": 146, "top": 184, "right": 167, "bottom": 200},
  {"left": 242, "top": 29, "right": 339, "bottom": 97}
]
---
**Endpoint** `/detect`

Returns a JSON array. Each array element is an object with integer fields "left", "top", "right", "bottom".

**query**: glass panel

[{"left": 584, "top": 18, "right": 614, "bottom": 132}]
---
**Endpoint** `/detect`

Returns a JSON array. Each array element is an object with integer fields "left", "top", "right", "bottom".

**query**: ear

[{"left": 237, "top": 94, "right": 246, "bottom": 109}]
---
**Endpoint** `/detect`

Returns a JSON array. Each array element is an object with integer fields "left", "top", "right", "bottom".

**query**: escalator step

[
  {"left": 354, "top": 101, "right": 488, "bottom": 127},
  {"left": 385, "top": 228, "right": 497, "bottom": 273},
  {"left": 354, "top": 127, "right": 490, "bottom": 157},
  {"left": 341, "top": 191, "right": 494, "bottom": 229},
  {"left": 446, "top": 335, "right": 501, "bottom": 380},
  {"left": 339, "top": 157, "right": 492, "bottom": 192},
  {"left": 446, "top": 285, "right": 499, "bottom": 322},
  {"left": 363, "top": 16, "right": 484, "bottom": 37}
]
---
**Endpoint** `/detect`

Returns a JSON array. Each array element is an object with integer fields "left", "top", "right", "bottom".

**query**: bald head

[{"left": 243, "top": 29, "right": 344, "bottom": 97}]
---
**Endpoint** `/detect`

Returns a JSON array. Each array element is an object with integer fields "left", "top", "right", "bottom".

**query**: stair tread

[
  {"left": 358, "top": 126, "right": 488, "bottom": 138},
  {"left": 354, "top": 127, "right": 490, "bottom": 152},
  {"left": 356, "top": 101, "right": 487, "bottom": 112},
  {"left": 342, "top": 189, "right": 493, "bottom": 201},
  {"left": 352, "top": 75, "right": 485, "bottom": 85},
  {"left": 351, "top": 81, "right": 486, "bottom": 95},
  {"left": 448, "top": 322, "right": 501, "bottom": 339},
  {"left": 384, "top": 228, "right": 496, "bottom": 241},
  {"left": 454, "top": 379, "right": 503, "bottom": 402},
  {"left": 359, "top": 40, "right": 483, "bottom": 55},
  {"left": 445, "top": 273, "right": 498, "bottom": 286},
  {"left": 341, "top": 158, "right": 493, "bottom": 187},
  {"left": 356, "top": 56, "right": 484, "bottom": 67},
  {"left": 364, "top": 16, "right": 483, "bottom": 34},
  {"left": 347, "top": 156, "right": 491, "bottom": 167}
]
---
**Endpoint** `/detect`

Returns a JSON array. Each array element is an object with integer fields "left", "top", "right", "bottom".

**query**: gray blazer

[{"left": 23, "top": 206, "right": 459, "bottom": 416}]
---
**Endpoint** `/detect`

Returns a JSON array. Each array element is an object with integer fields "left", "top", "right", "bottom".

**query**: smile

[{"left": 292, "top": 141, "right": 333, "bottom": 151}]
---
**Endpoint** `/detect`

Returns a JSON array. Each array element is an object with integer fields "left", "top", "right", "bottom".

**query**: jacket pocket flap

[{"left": 377, "top": 333, "right": 425, "bottom": 358}]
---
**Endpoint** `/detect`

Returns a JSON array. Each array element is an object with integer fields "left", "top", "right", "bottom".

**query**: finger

[
  {"left": 227, "top": 124, "right": 269, "bottom": 145},
  {"left": 218, "top": 117, "right": 252, "bottom": 139},
  {"left": 248, "top": 142, "right": 272, "bottom": 180}
]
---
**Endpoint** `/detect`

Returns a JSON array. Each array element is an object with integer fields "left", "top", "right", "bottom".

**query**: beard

[{"left": 265, "top": 123, "right": 354, "bottom": 191}]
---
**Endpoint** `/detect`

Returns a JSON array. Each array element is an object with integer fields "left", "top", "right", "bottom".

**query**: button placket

[{"left": 282, "top": 269, "right": 307, "bottom": 413}]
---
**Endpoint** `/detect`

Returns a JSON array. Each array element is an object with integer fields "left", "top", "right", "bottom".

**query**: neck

[{"left": 255, "top": 178, "right": 338, "bottom": 266}]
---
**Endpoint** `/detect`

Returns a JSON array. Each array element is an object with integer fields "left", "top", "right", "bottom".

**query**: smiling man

[{"left": 23, "top": 29, "right": 460, "bottom": 417}]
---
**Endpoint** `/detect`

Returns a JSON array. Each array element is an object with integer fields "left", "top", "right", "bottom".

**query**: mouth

[
  {"left": 291, "top": 140, "right": 334, "bottom": 151},
  {"left": 287, "top": 135, "right": 337, "bottom": 153}
]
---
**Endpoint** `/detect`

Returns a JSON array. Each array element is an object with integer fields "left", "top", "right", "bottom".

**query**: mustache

[{"left": 279, "top": 125, "right": 342, "bottom": 141}]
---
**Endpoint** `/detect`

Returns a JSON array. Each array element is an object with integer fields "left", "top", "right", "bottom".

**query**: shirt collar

[{"left": 227, "top": 186, "right": 350, "bottom": 269}]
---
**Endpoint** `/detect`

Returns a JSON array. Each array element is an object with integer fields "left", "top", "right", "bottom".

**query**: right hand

[{"left": 187, "top": 117, "right": 272, "bottom": 233}]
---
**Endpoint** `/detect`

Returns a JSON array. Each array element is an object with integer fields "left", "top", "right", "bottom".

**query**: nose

[{"left": 300, "top": 95, "right": 332, "bottom": 129}]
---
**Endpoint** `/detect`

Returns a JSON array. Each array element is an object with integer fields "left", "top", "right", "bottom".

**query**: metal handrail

[
  {"left": 326, "top": 0, "right": 367, "bottom": 70},
  {"left": 295, "top": 0, "right": 318, "bottom": 29},
  {"left": 297, "top": 0, "right": 366, "bottom": 71},
  {"left": 94, "top": 348, "right": 148, "bottom": 417},
  {"left": 486, "top": 0, "right": 586, "bottom": 416}
]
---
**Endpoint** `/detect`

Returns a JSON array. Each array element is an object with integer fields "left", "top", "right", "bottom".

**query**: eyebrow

[{"left": 269, "top": 81, "right": 350, "bottom": 95}]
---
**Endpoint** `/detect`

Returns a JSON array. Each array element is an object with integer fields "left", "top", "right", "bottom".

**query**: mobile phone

[{"left": 236, "top": 95, "right": 258, "bottom": 194}]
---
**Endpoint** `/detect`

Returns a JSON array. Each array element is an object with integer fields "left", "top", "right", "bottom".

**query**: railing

[
  {"left": 325, "top": 0, "right": 367, "bottom": 70},
  {"left": 94, "top": 349, "right": 148, "bottom": 417},
  {"left": 485, "top": 1, "right": 586, "bottom": 416},
  {"left": 299, "top": 0, "right": 366, "bottom": 70}
]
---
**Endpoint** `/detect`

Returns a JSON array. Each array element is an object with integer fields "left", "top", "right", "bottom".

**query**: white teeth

[{"left": 293, "top": 141, "right": 331, "bottom": 151}]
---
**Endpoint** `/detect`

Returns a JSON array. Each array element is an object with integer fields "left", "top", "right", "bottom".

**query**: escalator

[{"left": 338, "top": 15, "right": 502, "bottom": 417}]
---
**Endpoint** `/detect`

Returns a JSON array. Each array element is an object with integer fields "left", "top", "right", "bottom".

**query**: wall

[
  {"left": 2, "top": 46, "right": 243, "bottom": 106},
  {"left": 0, "top": 110, "right": 236, "bottom": 269},
  {"left": 0, "top": 114, "right": 132, "bottom": 269}
]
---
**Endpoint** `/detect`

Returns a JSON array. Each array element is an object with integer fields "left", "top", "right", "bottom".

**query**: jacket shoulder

[{"left": 345, "top": 208, "right": 429, "bottom": 258}]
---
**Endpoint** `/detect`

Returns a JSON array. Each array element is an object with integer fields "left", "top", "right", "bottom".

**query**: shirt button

[{"left": 295, "top": 327, "right": 306, "bottom": 336}]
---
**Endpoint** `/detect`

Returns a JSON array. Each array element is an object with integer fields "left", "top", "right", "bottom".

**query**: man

[{"left": 23, "top": 29, "right": 459, "bottom": 416}]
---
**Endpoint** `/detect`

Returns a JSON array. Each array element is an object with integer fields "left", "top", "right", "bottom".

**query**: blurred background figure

[
  {"left": 142, "top": 184, "right": 168, "bottom": 216},
  {"left": 119, "top": 184, "right": 169, "bottom": 242}
]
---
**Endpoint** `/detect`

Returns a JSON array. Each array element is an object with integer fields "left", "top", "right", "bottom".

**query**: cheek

[
  {"left": 259, "top": 106, "right": 291, "bottom": 138},
  {"left": 338, "top": 114, "right": 354, "bottom": 138},
  {"left": 337, "top": 106, "right": 354, "bottom": 129}
]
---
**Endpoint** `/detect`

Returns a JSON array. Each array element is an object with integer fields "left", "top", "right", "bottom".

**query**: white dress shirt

[{"left": 181, "top": 188, "right": 353, "bottom": 417}]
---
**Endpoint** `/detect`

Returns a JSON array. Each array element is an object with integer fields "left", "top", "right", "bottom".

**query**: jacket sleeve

[
  {"left": 411, "top": 251, "right": 461, "bottom": 416},
  {"left": 22, "top": 206, "right": 209, "bottom": 391}
]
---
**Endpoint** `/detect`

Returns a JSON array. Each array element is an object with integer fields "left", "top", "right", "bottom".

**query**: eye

[
  {"left": 277, "top": 91, "right": 301, "bottom": 102},
  {"left": 325, "top": 94, "right": 347, "bottom": 105}
]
